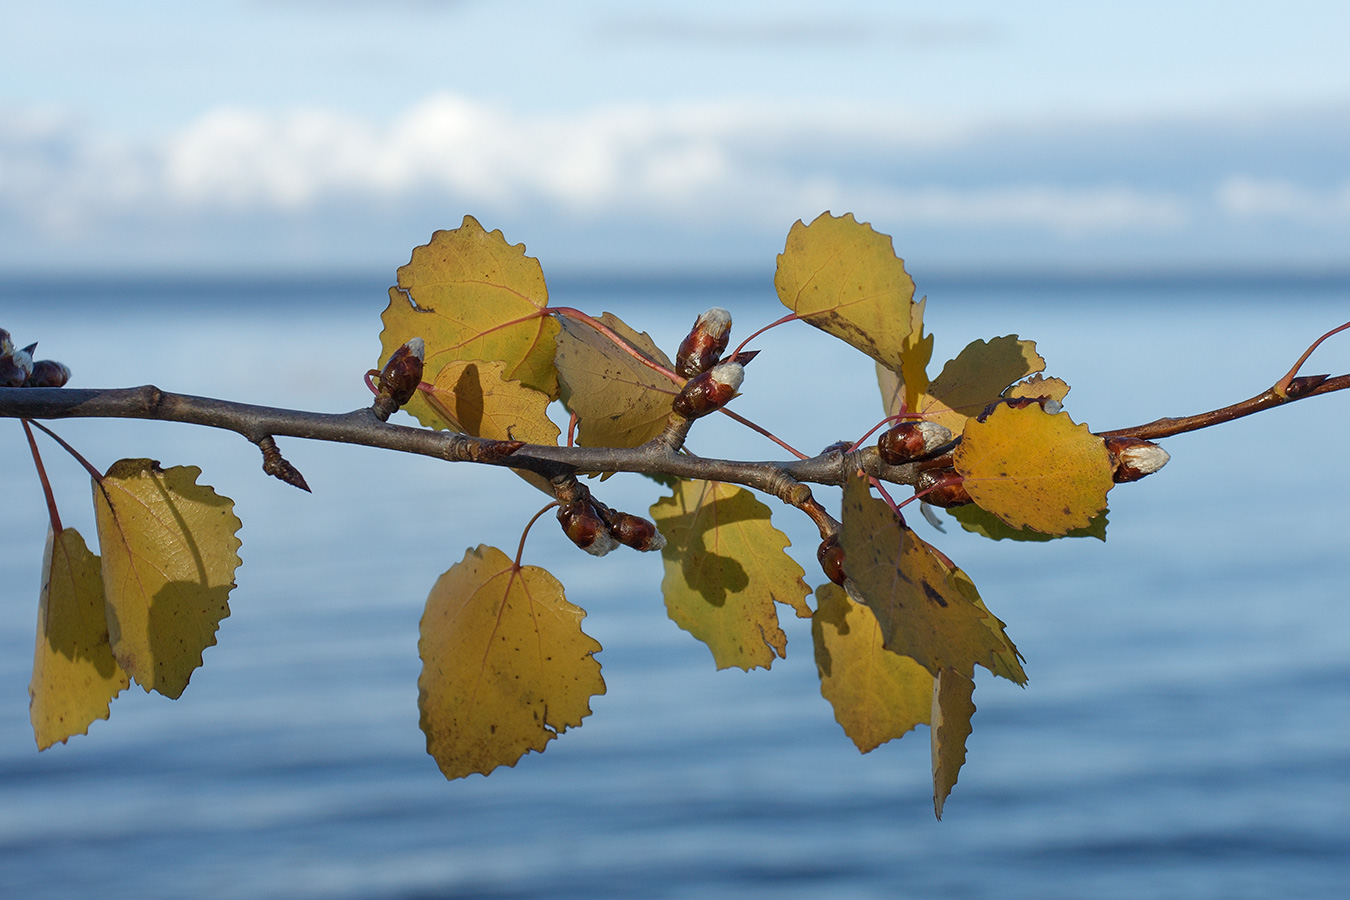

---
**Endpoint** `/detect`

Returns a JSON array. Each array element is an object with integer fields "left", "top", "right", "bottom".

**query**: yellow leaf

[
  {"left": 29, "top": 527, "right": 129, "bottom": 750},
  {"left": 916, "top": 336, "right": 1044, "bottom": 433},
  {"left": 954, "top": 404, "right": 1114, "bottom": 534},
  {"left": 812, "top": 583, "right": 932, "bottom": 753},
  {"left": 1004, "top": 373, "right": 1071, "bottom": 404},
  {"left": 838, "top": 474, "right": 1021, "bottom": 680},
  {"left": 775, "top": 211, "right": 917, "bottom": 370},
  {"left": 876, "top": 297, "right": 934, "bottom": 418},
  {"left": 555, "top": 312, "right": 679, "bottom": 448},
  {"left": 931, "top": 666, "right": 975, "bottom": 819},
  {"left": 379, "top": 216, "right": 561, "bottom": 427},
  {"left": 422, "top": 359, "right": 560, "bottom": 494},
  {"left": 93, "top": 460, "right": 241, "bottom": 699},
  {"left": 649, "top": 480, "right": 809, "bottom": 671},
  {"left": 417, "top": 545, "right": 604, "bottom": 780}
]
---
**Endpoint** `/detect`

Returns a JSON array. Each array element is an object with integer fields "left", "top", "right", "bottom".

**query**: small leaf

[
  {"left": 775, "top": 211, "right": 917, "bottom": 369},
  {"left": 649, "top": 480, "right": 810, "bottom": 670},
  {"left": 379, "top": 215, "right": 561, "bottom": 427},
  {"left": 30, "top": 527, "right": 129, "bottom": 750},
  {"left": 555, "top": 312, "right": 679, "bottom": 448},
  {"left": 838, "top": 474, "right": 1021, "bottom": 680},
  {"left": 417, "top": 545, "right": 604, "bottom": 780},
  {"left": 93, "top": 460, "right": 242, "bottom": 699},
  {"left": 931, "top": 666, "right": 976, "bottom": 819},
  {"left": 1004, "top": 373, "right": 1071, "bottom": 404},
  {"left": 917, "top": 336, "right": 1044, "bottom": 433},
  {"left": 954, "top": 404, "right": 1115, "bottom": 534},
  {"left": 948, "top": 503, "right": 1107, "bottom": 542},
  {"left": 812, "top": 583, "right": 932, "bottom": 753}
]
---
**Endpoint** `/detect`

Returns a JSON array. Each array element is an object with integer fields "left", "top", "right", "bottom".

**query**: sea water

[{"left": 0, "top": 275, "right": 1347, "bottom": 899}]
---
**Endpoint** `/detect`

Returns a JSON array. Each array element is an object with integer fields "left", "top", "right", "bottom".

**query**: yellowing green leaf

[
  {"left": 649, "top": 480, "right": 809, "bottom": 670},
  {"left": 775, "top": 212, "right": 917, "bottom": 369},
  {"left": 417, "top": 545, "right": 604, "bottom": 780},
  {"left": 555, "top": 312, "right": 679, "bottom": 448},
  {"left": 379, "top": 216, "right": 561, "bottom": 427},
  {"left": 838, "top": 474, "right": 1021, "bottom": 680},
  {"left": 916, "top": 336, "right": 1044, "bottom": 433},
  {"left": 932, "top": 666, "right": 975, "bottom": 819},
  {"left": 948, "top": 503, "right": 1108, "bottom": 543},
  {"left": 812, "top": 583, "right": 932, "bottom": 753},
  {"left": 29, "top": 527, "right": 129, "bottom": 750},
  {"left": 954, "top": 404, "right": 1114, "bottom": 534},
  {"left": 93, "top": 460, "right": 241, "bottom": 699}
]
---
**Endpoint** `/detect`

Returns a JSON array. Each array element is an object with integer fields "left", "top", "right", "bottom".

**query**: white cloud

[
  {"left": 1217, "top": 176, "right": 1350, "bottom": 222},
  {"left": 1, "top": 95, "right": 1347, "bottom": 267}
]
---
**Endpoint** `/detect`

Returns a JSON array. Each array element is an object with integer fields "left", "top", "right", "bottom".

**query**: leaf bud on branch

[
  {"left": 557, "top": 499, "right": 620, "bottom": 556},
  {"left": 915, "top": 470, "right": 973, "bottom": 508},
  {"left": 675, "top": 307, "right": 732, "bottom": 378},
  {"left": 1104, "top": 436, "right": 1170, "bottom": 483},
  {"left": 671, "top": 361, "right": 744, "bottom": 419},
  {"left": 372, "top": 337, "right": 425, "bottom": 421},
  {"left": 876, "top": 420, "right": 953, "bottom": 465},
  {"left": 817, "top": 534, "right": 847, "bottom": 586}
]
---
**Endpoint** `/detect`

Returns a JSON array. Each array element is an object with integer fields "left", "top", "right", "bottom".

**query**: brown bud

[
  {"left": 373, "top": 337, "right": 425, "bottom": 419},
  {"left": 876, "top": 421, "right": 953, "bottom": 465},
  {"left": 607, "top": 511, "right": 667, "bottom": 552},
  {"left": 0, "top": 342, "right": 32, "bottom": 388},
  {"left": 916, "top": 469, "right": 972, "bottom": 508},
  {"left": 1105, "top": 436, "right": 1170, "bottom": 483},
  {"left": 557, "top": 499, "right": 619, "bottom": 556},
  {"left": 817, "top": 535, "right": 847, "bottom": 586},
  {"left": 25, "top": 360, "right": 70, "bottom": 388},
  {"left": 672, "top": 361, "right": 743, "bottom": 419},
  {"left": 675, "top": 308, "right": 732, "bottom": 378}
]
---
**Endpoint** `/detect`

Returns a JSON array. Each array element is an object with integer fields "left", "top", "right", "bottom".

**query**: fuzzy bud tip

[{"left": 709, "top": 361, "right": 744, "bottom": 392}]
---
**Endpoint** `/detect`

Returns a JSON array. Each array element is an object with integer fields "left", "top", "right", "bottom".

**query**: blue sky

[{"left": 2, "top": 0, "right": 1348, "bottom": 274}]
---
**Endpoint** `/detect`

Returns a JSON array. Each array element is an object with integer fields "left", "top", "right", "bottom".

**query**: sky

[{"left": 1, "top": 0, "right": 1349, "bottom": 275}]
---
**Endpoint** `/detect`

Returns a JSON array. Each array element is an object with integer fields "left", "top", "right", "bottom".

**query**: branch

[{"left": 0, "top": 385, "right": 882, "bottom": 505}]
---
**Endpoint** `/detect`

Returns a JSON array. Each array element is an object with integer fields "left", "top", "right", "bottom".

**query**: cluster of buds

[
  {"left": 372, "top": 337, "right": 424, "bottom": 420},
  {"left": 1104, "top": 436, "right": 1170, "bottom": 483},
  {"left": 0, "top": 329, "right": 70, "bottom": 388},
  {"left": 557, "top": 497, "right": 666, "bottom": 557},
  {"left": 876, "top": 420, "right": 953, "bottom": 466},
  {"left": 675, "top": 308, "right": 732, "bottom": 379}
]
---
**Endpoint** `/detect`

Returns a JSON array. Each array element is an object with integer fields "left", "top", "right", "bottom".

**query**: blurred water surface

[{"left": 0, "top": 275, "right": 1348, "bottom": 900}]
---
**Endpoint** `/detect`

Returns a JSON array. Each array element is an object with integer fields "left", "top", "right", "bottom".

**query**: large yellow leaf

[
  {"left": 932, "top": 666, "right": 976, "bottom": 819},
  {"left": 775, "top": 211, "right": 917, "bottom": 370},
  {"left": 417, "top": 545, "right": 604, "bottom": 779},
  {"left": 954, "top": 403, "right": 1114, "bottom": 534},
  {"left": 915, "top": 336, "right": 1044, "bottom": 433},
  {"left": 649, "top": 480, "right": 809, "bottom": 671},
  {"left": 555, "top": 312, "right": 679, "bottom": 448},
  {"left": 379, "top": 216, "right": 561, "bottom": 427},
  {"left": 838, "top": 474, "right": 1021, "bottom": 680},
  {"left": 876, "top": 296, "right": 934, "bottom": 418},
  {"left": 93, "top": 460, "right": 242, "bottom": 699},
  {"left": 812, "top": 583, "right": 932, "bottom": 753},
  {"left": 29, "top": 526, "right": 129, "bottom": 750}
]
